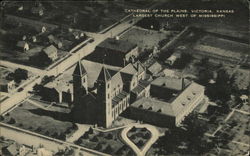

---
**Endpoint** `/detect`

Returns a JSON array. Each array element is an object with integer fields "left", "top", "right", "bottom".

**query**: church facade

[{"left": 71, "top": 61, "right": 150, "bottom": 128}]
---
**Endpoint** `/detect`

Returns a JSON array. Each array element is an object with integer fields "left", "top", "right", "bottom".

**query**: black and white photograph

[{"left": 0, "top": 0, "right": 249, "bottom": 155}]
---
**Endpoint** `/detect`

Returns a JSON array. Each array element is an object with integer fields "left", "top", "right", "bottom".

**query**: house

[
  {"left": 71, "top": 60, "right": 150, "bottom": 128},
  {"left": 48, "top": 35, "right": 63, "bottom": 49},
  {"left": 37, "top": 148, "right": 53, "bottom": 156},
  {"left": 31, "top": 6, "right": 44, "bottom": 16},
  {"left": 42, "top": 45, "right": 58, "bottom": 61},
  {"left": 165, "top": 52, "right": 180, "bottom": 65},
  {"left": 0, "top": 79, "right": 15, "bottom": 93},
  {"left": 16, "top": 41, "right": 29, "bottom": 52},
  {"left": 2, "top": 143, "right": 19, "bottom": 156},
  {"left": 128, "top": 81, "right": 205, "bottom": 127},
  {"left": 92, "top": 38, "right": 139, "bottom": 67},
  {"left": 0, "top": 67, "right": 15, "bottom": 93}
]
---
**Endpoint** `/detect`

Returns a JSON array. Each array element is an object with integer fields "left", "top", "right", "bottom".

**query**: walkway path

[
  {"left": 26, "top": 99, "right": 48, "bottom": 110},
  {"left": 66, "top": 124, "right": 91, "bottom": 143},
  {"left": 121, "top": 124, "right": 159, "bottom": 156}
]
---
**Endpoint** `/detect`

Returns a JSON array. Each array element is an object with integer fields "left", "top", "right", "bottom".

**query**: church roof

[
  {"left": 97, "top": 66, "right": 112, "bottom": 82},
  {"left": 133, "top": 61, "right": 145, "bottom": 74},
  {"left": 73, "top": 61, "right": 87, "bottom": 76}
]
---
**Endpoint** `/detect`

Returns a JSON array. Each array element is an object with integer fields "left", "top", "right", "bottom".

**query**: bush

[
  {"left": 58, "top": 133, "right": 66, "bottom": 141},
  {"left": 130, "top": 126, "right": 136, "bottom": 132},
  {"left": 44, "top": 131, "right": 50, "bottom": 136},
  {"left": 88, "top": 127, "right": 93, "bottom": 134},
  {"left": 105, "top": 133, "right": 113, "bottom": 140},
  {"left": 90, "top": 136, "right": 98, "bottom": 142},
  {"left": 143, "top": 132, "right": 151, "bottom": 139},
  {"left": 18, "top": 123, "right": 23, "bottom": 127},
  {"left": 36, "top": 127, "right": 42, "bottom": 132},
  {"left": 52, "top": 132, "right": 58, "bottom": 138},
  {"left": 72, "top": 123, "right": 78, "bottom": 130},
  {"left": 94, "top": 143, "right": 102, "bottom": 150},
  {"left": 0, "top": 115, "right": 4, "bottom": 121},
  {"left": 136, "top": 140, "right": 144, "bottom": 148},
  {"left": 141, "top": 127, "right": 147, "bottom": 132},
  {"left": 75, "top": 139, "right": 82, "bottom": 145},
  {"left": 98, "top": 132, "right": 104, "bottom": 137},
  {"left": 7, "top": 118, "right": 16, "bottom": 124},
  {"left": 81, "top": 133, "right": 89, "bottom": 139},
  {"left": 104, "top": 145, "right": 112, "bottom": 153}
]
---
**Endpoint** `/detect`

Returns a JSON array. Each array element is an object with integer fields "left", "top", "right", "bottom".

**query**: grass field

[
  {"left": 1, "top": 101, "right": 76, "bottom": 140},
  {"left": 120, "top": 27, "right": 177, "bottom": 52}
]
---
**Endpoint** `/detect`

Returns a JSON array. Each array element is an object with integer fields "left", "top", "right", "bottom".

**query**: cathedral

[{"left": 71, "top": 61, "right": 150, "bottom": 128}]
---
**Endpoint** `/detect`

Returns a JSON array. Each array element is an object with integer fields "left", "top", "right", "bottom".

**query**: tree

[
  {"left": 90, "top": 136, "right": 98, "bottom": 142},
  {"left": 198, "top": 69, "right": 213, "bottom": 85},
  {"left": 136, "top": 140, "right": 144, "bottom": 148},
  {"left": 75, "top": 139, "right": 82, "bottom": 145},
  {"left": 104, "top": 145, "right": 112, "bottom": 154},
  {"left": 94, "top": 143, "right": 102, "bottom": 150},
  {"left": 174, "top": 53, "right": 193, "bottom": 69},
  {"left": 88, "top": 127, "right": 93, "bottom": 134},
  {"left": 0, "top": 115, "right": 4, "bottom": 121},
  {"left": 105, "top": 133, "right": 113, "bottom": 140},
  {"left": 13, "top": 68, "right": 28, "bottom": 83}
]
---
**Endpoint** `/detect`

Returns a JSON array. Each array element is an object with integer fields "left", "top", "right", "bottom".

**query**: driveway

[{"left": 121, "top": 124, "right": 159, "bottom": 156}]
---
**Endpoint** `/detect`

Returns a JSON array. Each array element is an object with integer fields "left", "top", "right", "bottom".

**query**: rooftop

[
  {"left": 131, "top": 97, "right": 174, "bottom": 116},
  {"left": 43, "top": 45, "right": 57, "bottom": 55},
  {"left": 131, "top": 82, "right": 204, "bottom": 117},
  {"left": 98, "top": 38, "right": 137, "bottom": 54},
  {"left": 147, "top": 61, "right": 162, "bottom": 75},
  {"left": 151, "top": 76, "right": 190, "bottom": 91}
]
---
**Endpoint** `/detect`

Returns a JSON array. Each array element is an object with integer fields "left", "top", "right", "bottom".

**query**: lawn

[
  {"left": 75, "top": 128, "right": 135, "bottom": 156},
  {"left": 0, "top": 101, "right": 77, "bottom": 141},
  {"left": 120, "top": 27, "right": 177, "bottom": 52}
]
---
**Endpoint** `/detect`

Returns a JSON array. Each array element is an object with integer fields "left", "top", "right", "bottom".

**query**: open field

[
  {"left": 0, "top": 101, "right": 76, "bottom": 141},
  {"left": 120, "top": 27, "right": 178, "bottom": 52}
]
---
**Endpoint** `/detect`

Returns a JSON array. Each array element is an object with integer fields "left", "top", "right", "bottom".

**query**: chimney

[{"left": 182, "top": 77, "right": 185, "bottom": 90}]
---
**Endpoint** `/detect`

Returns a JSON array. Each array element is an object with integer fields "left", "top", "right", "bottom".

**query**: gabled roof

[
  {"left": 133, "top": 61, "right": 145, "bottom": 74},
  {"left": 98, "top": 38, "right": 137, "bottom": 54},
  {"left": 147, "top": 61, "right": 162, "bottom": 75},
  {"left": 97, "top": 66, "right": 111, "bottom": 82},
  {"left": 43, "top": 45, "right": 57, "bottom": 55},
  {"left": 120, "top": 63, "right": 138, "bottom": 75},
  {"left": 151, "top": 77, "right": 190, "bottom": 91},
  {"left": 73, "top": 61, "right": 87, "bottom": 76}
]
